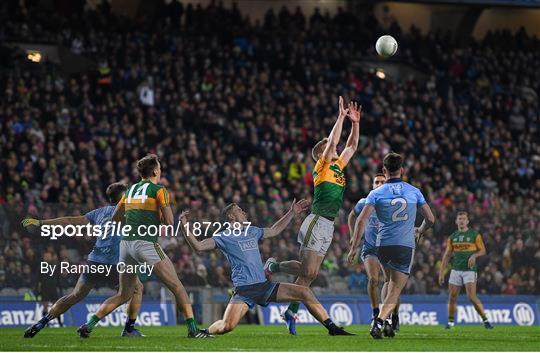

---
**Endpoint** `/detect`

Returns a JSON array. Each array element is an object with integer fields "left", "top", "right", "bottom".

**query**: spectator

[{"left": 348, "top": 265, "right": 368, "bottom": 293}]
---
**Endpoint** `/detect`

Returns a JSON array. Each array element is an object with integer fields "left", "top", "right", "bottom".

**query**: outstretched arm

[
  {"left": 321, "top": 96, "right": 349, "bottom": 160},
  {"left": 179, "top": 211, "right": 216, "bottom": 252},
  {"left": 339, "top": 101, "right": 361, "bottom": 166},
  {"left": 22, "top": 215, "right": 88, "bottom": 227},
  {"left": 263, "top": 199, "right": 310, "bottom": 238},
  {"left": 347, "top": 204, "right": 374, "bottom": 264}
]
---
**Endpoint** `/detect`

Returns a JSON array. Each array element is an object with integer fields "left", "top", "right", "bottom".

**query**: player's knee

[
  {"left": 303, "top": 269, "right": 319, "bottom": 283},
  {"left": 167, "top": 281, "right": 184, "bottom": 296},
  {"left": 298, "top": 286, "right": 309, "bottom": 300},
  {"left": 134, "top": 281, "right": 144, "bottom": 294},
  {"left": 70, "top": 291, "right": 86, "bottom": 302},
  {"left": 118, "top": 288, "right": 135, "bottom": 302}
]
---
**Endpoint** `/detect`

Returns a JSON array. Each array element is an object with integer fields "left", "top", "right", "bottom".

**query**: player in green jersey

[
  {"left": 264, "top": 97, "right": 361, "bottom": 335},
  {"left": 78, "top": 154, "right": 212, "bottom": 339},
  {"left": 439, "top": 211, "right": 494, "bottom": 329}
]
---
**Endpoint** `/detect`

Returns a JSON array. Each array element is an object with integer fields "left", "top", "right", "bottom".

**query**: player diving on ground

[
  {"left": 263, "top": 97, "right": 361, "bottom": 335},
  {"left": 180, "top": 201, "right": 354, "bottom": 336}
]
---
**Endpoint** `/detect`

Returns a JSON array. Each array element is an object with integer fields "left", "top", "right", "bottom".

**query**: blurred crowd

[{"left": 0, "top": 0, "right": 539, "bottom": 298}]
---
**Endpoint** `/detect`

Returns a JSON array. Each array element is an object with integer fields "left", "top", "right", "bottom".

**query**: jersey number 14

[{"left": 126, "top": 184, "right": 149, "bottom": 204}]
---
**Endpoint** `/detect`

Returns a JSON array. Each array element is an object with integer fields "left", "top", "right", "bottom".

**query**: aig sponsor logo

[
  {"left": 238, "top": 239, "right": 258, "bottom": 251},
  {"left": 513, "top": 303, "right": 535, "bottom": 326},
  {"left": 329, "top": 303, "right": 353, "bottom": 326}
]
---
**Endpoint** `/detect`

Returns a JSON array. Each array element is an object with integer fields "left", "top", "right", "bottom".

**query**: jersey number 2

[
  {"left": 126, "top": 184, "right": 149, "bottom": 204},
  {"left": 391, "top": 197, "right": 408, "bottom": 221}
]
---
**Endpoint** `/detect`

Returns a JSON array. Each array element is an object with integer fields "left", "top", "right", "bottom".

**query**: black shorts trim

[
  {"left": 378, "top": 245, "right": 414, "bottom": 275},
  {"left": 267, "top": 282, "right": 280, "bottom": 303}
]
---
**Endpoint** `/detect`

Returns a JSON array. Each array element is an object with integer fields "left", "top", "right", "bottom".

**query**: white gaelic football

[{"left": 375, "top": 35, "right": 398, "bottom": 58}]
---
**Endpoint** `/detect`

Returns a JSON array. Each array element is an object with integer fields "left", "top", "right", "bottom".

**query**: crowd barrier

[
  {"left": 1, "top": 293, "right": 538, "bottom": 327},
  {"left": 257, "top": 295, "right": 540, "bottom": 326},
  {"left": 0, "top": 298, "right": 176, "bottom": 328}
]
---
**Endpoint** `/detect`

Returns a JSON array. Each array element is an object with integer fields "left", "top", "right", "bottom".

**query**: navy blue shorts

[
  {"left": 378, "top": 245, "right": 415, "bottom": 275},
  {"left": 80, "top": 261, "right": 119, "bottom": 288},
  {"left": 231, "top": 280, "right": 280, "bottom": 309},
  {"left": 360, "top": 242, "right": 379, "bottom": 262}
]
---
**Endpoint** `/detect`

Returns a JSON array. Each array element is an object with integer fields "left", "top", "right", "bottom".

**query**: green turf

[{"left": 2, "top": 325, "right": 539, "bottom": 351}]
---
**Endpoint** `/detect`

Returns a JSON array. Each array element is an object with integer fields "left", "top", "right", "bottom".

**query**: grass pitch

[{"left": 1, "top": 325, "right": 539, "bottom": 351}]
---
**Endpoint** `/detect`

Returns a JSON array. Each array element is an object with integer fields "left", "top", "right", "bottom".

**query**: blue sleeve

[
  {"left": 249, "top": 226, "right": 264, "bottom": 242},
  {"left": 416, "top": 189, "right": 427, "bottom": 206},
  {"left": 213, "top": 233, "right": 225, "bottom": 250},
  {"left": 365, "top": 190, "right": 377, "bottom": 206},
  {"left": 353, "top": 199, "right": 365, "bottom": 215},
  {"left": 85, "top": 209, "right": 98, "bottom": 224}
]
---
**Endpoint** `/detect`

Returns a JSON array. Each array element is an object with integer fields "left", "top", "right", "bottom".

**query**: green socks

[
  {"left": 269, "top": 262, "right": 280, "bottom": 273},
  {"left": 186, "top": 318, "right": 198, "bottom": 333},
  {"left": 481, "top": 314, "right": 488, "bottom": 322},
  {"left": 86, "top": 314, "right": 101, "bottom": 331},
  {"left": 288, "top": 302, "right": 300, "bottom": 314}
]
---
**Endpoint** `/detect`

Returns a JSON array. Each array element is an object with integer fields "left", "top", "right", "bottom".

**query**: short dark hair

[
  {"left": 221, "top": 203, "right": 236, "bottom": 222},
  {"left": 383, "top": 152, "right": 403, "bottom": 174},
  {"left": 106, "top": 182, "right": 128, "bottom": 204},
  {"left": 457, "top": 211, "right": 469, "bottom": 219},
  {"left": 137, "top": 154, "right": 160, "bottom": 178},
  {"left": 374, "top": 173, "right": 385, "bottom": 179}
]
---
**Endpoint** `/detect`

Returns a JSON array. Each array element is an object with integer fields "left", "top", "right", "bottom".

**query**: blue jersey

[
  {"left": 365, "top": 178, "right": 426, "bottom": 248},
  {"left": 213, "top": 226, "right": 266, "bottom": 287},
  {"left": 353, "top": 198, "right": 380, "bottom": 246},
  {"left": 85, "top": 206, "right": 121, "bottom": 265}
]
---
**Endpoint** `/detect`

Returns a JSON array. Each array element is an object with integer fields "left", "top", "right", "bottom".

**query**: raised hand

[
  {"left": 291, "top": 198, "right": 310, "bottom": 215},
  {"left": 338, "top": 96, "right": 349, "bottom": 118},
  {"left": 347, "top": 101, "right": 362, "bottom": 123},
  {"left": 179, "top": 210, "right": 190, "bottom": 224}
]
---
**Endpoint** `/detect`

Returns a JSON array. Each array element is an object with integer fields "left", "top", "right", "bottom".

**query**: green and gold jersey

[
  {"left": 311, "top": 156, "right": 346, "bottom": 219},
  {"left": 120, "top": 180, "right": 170, "bottom": 242},
  {"left": 447, "top": 229, "right": 485, "bottom": 271}
]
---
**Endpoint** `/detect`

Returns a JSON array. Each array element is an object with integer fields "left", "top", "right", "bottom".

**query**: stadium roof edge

[{"left": 388, "top": 0, "right": 540, "bottom": 8}]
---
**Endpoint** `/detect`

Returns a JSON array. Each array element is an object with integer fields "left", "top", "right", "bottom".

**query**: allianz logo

[
  {"left": 0, "top": 303, "right": 64, "bottom": 327},
  {"left": 268, "top": 303, "right": 353, "bottom": 326},
  {"left": 457, "top": 303, "right": 535, "bottom": 326}
]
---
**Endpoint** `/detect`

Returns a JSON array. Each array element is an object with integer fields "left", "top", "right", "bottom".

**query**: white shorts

[
  {"left": 448, "top": 270, "right": 477, "bottom": 286},
  {"left": 297, "top": 214, "right": 334, "bottom": 256},
  {"left": 120, "top": 240, "right": 166, "bottom": 267}
]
